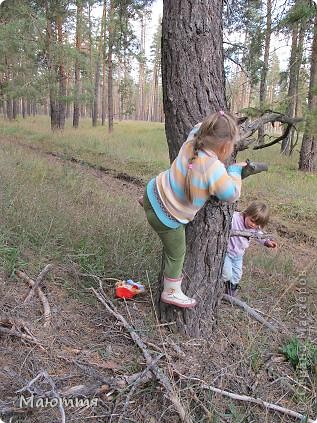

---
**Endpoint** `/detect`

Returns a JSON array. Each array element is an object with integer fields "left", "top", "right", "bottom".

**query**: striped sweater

[{"left": 147, "top": 126, "right": 242, "bottom": 228}]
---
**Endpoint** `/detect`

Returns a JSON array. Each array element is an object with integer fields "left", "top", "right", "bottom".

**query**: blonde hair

[
  {"left": 243, "top": 201, "right": 270, "bottom": 227},
  {"left": 184, "top": 111, "right": 239, "bottom": 202}
]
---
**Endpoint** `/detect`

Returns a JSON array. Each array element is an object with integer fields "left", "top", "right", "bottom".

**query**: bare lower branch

[
  {"left": 237, "top": 112, "right": 302, "bottom": 151},
  {"left": 253, "top": 123, "right": 292, "bottom": 150}
]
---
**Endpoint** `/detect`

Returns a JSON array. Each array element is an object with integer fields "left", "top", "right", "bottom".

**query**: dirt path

[{"left": 0, "top": 134, "right": 145, "bottom": 202}]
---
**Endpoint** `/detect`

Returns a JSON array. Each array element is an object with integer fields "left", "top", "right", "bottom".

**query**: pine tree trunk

[
  {"left": 22, "top": 97, "right": 26, "bottom": 118},
  {"left": 6, "top": 98, "right": 13, "bottom": 120},
  {"left": 108, "top": 0, "right": 114, "bottom": 133},
  {"left": 160, "top": 0, "right": 231, "bottom": 337},
  {"left": 92, "top": 1, "right": 106, "bottom": 127},
  {"left": 281, "top": 11, "right": 306, "bottom": 155},
  {"left": 57, "top": 15, "right": 66, "bottom": 129},
  {"left": 137, "top": 14, "right": 146, "bottom": 120},
  {"left": 45, "top": 1, "right": 58, "bottom": 131},
  {"left": 258, "top": 0, "right": 272, "bottom": 145},
  {"left": 299, "top": 15, "right": 317, "bottom": 171},
  {"left": 73, "top": 0, "right": 82, "bottom": 128},
  {"left": 12, "top": 98, "right": 18, "bottom": 119}
]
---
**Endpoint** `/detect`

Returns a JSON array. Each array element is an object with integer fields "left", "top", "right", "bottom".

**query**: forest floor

[{"left": 0, "top": 118, "right": 316, "bottom": 423}]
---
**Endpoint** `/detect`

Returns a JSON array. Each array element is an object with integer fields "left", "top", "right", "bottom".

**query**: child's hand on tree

[{"left": 264, "top": 240, "right": 277, "bottom": 248}]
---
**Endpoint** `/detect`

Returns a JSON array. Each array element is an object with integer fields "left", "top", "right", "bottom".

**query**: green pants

[{"left": 143, "top": 191, "right": 186, "bottom": 279}]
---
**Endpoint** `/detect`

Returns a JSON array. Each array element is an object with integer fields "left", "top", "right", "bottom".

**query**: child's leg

[
  {"left": 222, "top": 254, "right": 233, "bottom": 283},
  {"left": 143, "top": 191, "right": 195, "bottom": 308},
  {"left": 222, "top": 254, "right": 240, "bottom": 296},
  {"left": 231, "top": 256, "right": 243, "bottom": 286}
]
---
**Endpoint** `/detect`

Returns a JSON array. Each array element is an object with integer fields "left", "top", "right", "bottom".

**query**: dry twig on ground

[
  {"left": 23, "top": 264, "right": 54, "bottom": 304},
  {"left": 222, "top": 294, "right": 280, "bottom": 333},
  {"left": 90, "top": 283, "right": 192, "bottom": 423},
  {"left": 0, "top": 317, "right": 44, "bottom": 349},
  {"left": 16, "top": 268, "right": 52, "bottom": 327}
]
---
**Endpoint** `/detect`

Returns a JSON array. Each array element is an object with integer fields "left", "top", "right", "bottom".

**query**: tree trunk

[
  {"left": 299, "top": 15, "right": 317, "bottom": 171},
  {"left": 22, "top": 97, "right": 26, "bottom": 118},
  {"left": 73, "top": 0, "right": 82, "bottom": 128},
  {"left": 108, "top": 0, "right": 114, "bottom": 133},
  {"left": 57, "top": 14, "right": 66, "bottom": 130},
  {"left": 258, "top": 0, "right": 272, "bottom": 145},
  {"left": 45, "top": 1, "right": 58, "bottom": 131},
  {"left": 6, "top": 98, "right": 13, "bottom": 120},
  {"left": 137, "top": 13, "right": 146, "bottom": 120},
  {"left": 281, "top": 7, "right": 304, "bottom": 155},
  {"left": 160, "top": 0, "right": 230, "bottom": 337},
  {"left": 92, "top": 0, "right": 106, "bottom": 127}
]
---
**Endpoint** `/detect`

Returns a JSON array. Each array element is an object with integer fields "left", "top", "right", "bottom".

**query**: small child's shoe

[
  {"left": 161, "top": 276, "right": 196, "bottom": 309},
  {"left": 224, "top": 280, "right": 239, "bottom": 297}
]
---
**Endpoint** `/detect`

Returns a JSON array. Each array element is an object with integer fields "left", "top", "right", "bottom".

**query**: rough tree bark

[
  {"left": 258, "top": 0, "right": 272, "bottom": 145},
  {"left": 45, "top": 0, "right": 58, "bottom": 131},
  {"left": 159, "top": 0, "right": 230, "bottom": 337},
  {"left": 281, "top": 6, "right": 305, "bottom": 155},
  {"left": 299, "top": 15, "right": 317, "bottom": 171},
  {"left": 57, "top": 14, "right": 66, "bottom": 130},
  {"left": 108, "top": 0, "right": 114, "bottom": 133},
  {"left": 73, "top": 0, "right": 83, "bottom": 128},
  {"left": 92, "top": 0, "right": 106, "bottom": 127}
]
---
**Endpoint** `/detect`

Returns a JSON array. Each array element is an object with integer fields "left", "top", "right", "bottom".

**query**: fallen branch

[
  {"left": 23, "top": 264, "right": 54, "bottom": 304},
  {"left": 117, "top": 354, "right": 164, "bottom": 423},
  {"left": 90, "top": 284, "right": 192, "bottom": 423},
  {"left": 201, "top": 383, "right": 316, "bottom": 423},
  {"left": 222, "top": 294, "right": 279, "bottom": 333},
  {"left": 0, "top": 317, "right": 45, "bottom": 349},
  {"left": 17, "top": 371, "right": 65, "bottom": 423},
  {"left": 16, "top": 270, "right": 51, "bottom": 327},
  {"left": 230, "top": 230, "right": 274, "bottom": 240}
]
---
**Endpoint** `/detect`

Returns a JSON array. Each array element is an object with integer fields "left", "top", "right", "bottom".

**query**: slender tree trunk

[
  {"left": 281, "top": 11, "right": 304, "bottom": 155},
  {"left": 108, "top": 0, "right": 114, "bottom": 133},
  {"left": 299, "top": 15, "right": 317, "bottom": 171},
  {"left": 12, "top": 98, "right": 18, "bottom": 119},
  {"left": 45, "top": 1, "right": 58, "bottom": 131},
  {"left": 258, "top": 0, "right": 272, "bottom": 145},
  {"left": 73, "top": 0, "right": 83, "bottom": 128},
  {"left": 6, "top": 98, "right": 13, "bottom": 120},
  {"left": 57, "top": 14, "right": 66, "bottom": 129},
  {"left": 92, "top": 0, "right": 106, "bottom": 127},
  {"left": 160, "top": 0, "right": 231, "bottom": 337},
  {"left": 22, "top": 97, "right": 26, "bottom": 118},
  {"left": 101, "top": 5, "right": 108, "bottom": 127},
  {"left": 137, "top": 14, "right": 146, "bottom": 120}
]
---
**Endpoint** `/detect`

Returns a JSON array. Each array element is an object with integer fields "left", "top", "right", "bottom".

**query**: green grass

[
  {"left": 0, "top": 140, "right": 161, "bottom": 282},
  {"left": 0, "top": 115, "right": 316, "bottom": 284},
  {"left": 0, "top": 116, "right": 169, "bottom": 181}
]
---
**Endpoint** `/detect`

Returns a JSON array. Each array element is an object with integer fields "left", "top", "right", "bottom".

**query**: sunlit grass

[
  {"left": 0, "top": 141, "right": 161, "bottom": 281},
  {"left": 0, "top": 116, "right": 169, "bottom": 180},
  {"left": 0, "top": 116, "right": 316, "bottom": 279}
]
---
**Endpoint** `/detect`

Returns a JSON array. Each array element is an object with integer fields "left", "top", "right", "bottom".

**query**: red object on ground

[{"left": 115, "top": 285, "right": 138, "bottom": 299}]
